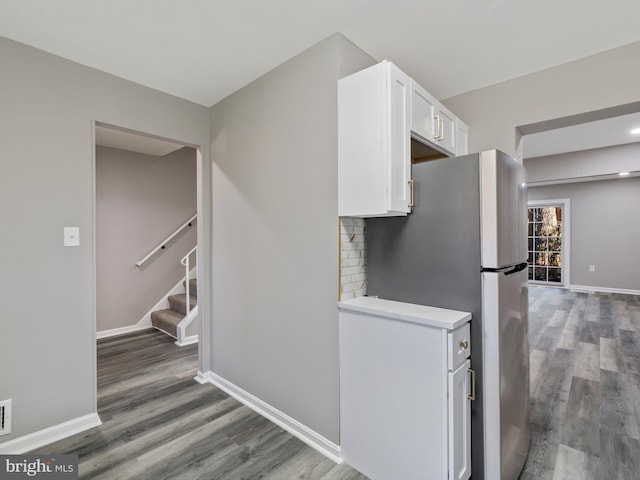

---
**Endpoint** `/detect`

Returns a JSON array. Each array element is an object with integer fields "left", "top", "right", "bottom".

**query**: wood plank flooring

[
  {"left": 34, "top": 329, "right": 367, "bottom": 480},
  {"left": 34, "top": 286, "right": 640, "bottom": 479},
  {"left": 521, "top": 286, "right": 640, "bottom": 480}
]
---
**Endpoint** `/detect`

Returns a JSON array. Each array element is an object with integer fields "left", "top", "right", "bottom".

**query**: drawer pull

[{"left": 459, "top": 339, "right": 469, "bottom": 350}]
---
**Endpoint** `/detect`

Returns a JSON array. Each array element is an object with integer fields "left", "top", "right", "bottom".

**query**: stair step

[
  {"left": 183, "top": 278, "right": 197, "bottom": 297},
  {"left": 168, "top": 294, "right": 197, "bottom": 316},
  {"left": 150, "top": 309, "right": 183, "bottom": 338}
]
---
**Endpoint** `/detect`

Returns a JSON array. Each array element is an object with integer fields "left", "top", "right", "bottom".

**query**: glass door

[{"left": 527, "top": 205, "right": 563, "bottom": 284}]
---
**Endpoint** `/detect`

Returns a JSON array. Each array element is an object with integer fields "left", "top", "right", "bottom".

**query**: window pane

[
  {"left": 549, "top": 253, "right": 562, "bottom": 267},
  {"left": 528, "top": 267, "right": 533, "bottom": 280},
  {"left": 528, "top": 238, "right": 534, "bottom": 251},
  {"left": 534, "top": 223, "right": 544, "bottom": 236},
  {"left": 535, "top": 237, "right": 548, "bottom": 251},
  {"left": 528, "top": 251, "right": 534, "bottom": 264},
  {"left": 548, "top": 224, "right": 562, "bottom": 237},
  {"left": 548, "top": 237, "right": 562, "bottom": 252},
  {"left": 528, "top": 222, "right": 533, "bottom": 236},
  {"left": 548, "top": 268, "right": 562, "bottom": 283},
  {"left": 534, "top": 267, "right": 547, "bottom": 281},
  {"left": 533, "top": 208, "right": 543, "bottom": 222},
  {"left": 528, "top": 209, "right": 533, "bottom": 222},
  {"left": 535, "top": 252, "right": 548, "bottom": 266}
]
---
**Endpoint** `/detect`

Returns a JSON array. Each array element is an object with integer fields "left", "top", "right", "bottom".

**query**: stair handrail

[
  {"left": 180, "top": 246, "right": 197, "bottom": 320},
  {"left": 175, "top": 245, "right": 198, "bottom": 346},
  {"left": 136, "top": 213, "right": 197, "bottom": 267}
]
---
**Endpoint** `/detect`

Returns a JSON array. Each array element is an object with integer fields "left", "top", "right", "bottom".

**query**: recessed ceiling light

[
  {"left": 619, "top": 172, "right": 630, "bottom": 176},
  {"left": 631, "top": 127, "right": 640, "bottom": 135}
]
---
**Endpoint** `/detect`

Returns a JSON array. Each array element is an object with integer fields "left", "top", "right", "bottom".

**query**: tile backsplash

[{"left": 339, "top": 217, "right": 367, "bottom": 301}]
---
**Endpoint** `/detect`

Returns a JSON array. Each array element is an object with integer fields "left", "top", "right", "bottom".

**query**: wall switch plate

[
  {"left": 589, "top": 265, "right": 596, "bottom": 272},
  {"left": 0, "top": 399, "right": 11, "bottom": 436},
  {"left": 64, "top": 227, "right": 80, "bottom": 247}
]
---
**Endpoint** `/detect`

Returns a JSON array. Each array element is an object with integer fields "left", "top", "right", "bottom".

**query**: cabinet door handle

[
  {"left": 468, "top": 368, "right": 476, "bottom": 401},
  {"left": 408, "top": 179, "right": 414, "bottom": 207},
  {"left": 438, "top": 116, "right": 444, "bottom": 141},
  {"left": 433, "top": 115, "right": 440, "bottom": 140},
  {"left": 459, "top": 339, "right": 469, "bottom": 350}
]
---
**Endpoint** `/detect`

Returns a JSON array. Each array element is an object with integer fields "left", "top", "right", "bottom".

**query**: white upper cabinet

[
  {"left": 436, "top": 103, "right": 457, "bottom": 154},
  {"left": 338, "top": 60, "right": 468, "bottom": 217},
  {"left": 338, "top": 61, "right": 411, "bottom": 217},
  {"left": 410, "top": 79, "right": 438, "bottom": 144},
  {"left": 456, "top": 117, "right": 469, "bottom": 156},
  {"left": 411, "top": 79, "right": 459, "bottom": 156}
]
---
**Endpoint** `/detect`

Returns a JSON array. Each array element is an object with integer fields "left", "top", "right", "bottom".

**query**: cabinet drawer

[{"left": 448, "top": 323, "right": 471, "bottom": 370}]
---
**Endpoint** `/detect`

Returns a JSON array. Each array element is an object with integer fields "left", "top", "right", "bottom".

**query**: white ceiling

[
  {"left": 3, "top": 1, "right": 640, "bottom": 159},
  {"left": 1, "top": 0, "right": 640, "bottom": 108}
]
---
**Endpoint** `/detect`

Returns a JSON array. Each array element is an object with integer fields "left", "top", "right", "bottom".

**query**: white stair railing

[{"left": 176, "top": 246, "right": 198, "bottom": 346}]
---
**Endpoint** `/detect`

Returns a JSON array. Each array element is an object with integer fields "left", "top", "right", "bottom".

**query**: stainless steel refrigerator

[{"left": 366, "top": 150, "right": 531, "bottom": 480}]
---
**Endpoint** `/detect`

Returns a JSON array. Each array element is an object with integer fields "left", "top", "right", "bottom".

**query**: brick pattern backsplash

[{"left": 339, "top": 217, "right": 367, "bottom": 301}]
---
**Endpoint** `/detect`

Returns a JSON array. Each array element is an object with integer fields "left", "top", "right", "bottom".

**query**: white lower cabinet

[
  {"left": 449, "top": 359, "right": 472, "bottom": 480},
  {"left": 339, "top": 297, "right": 472, "bottom": 480}
]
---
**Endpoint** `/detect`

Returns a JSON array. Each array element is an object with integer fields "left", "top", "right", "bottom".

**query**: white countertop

[{"left": 338, "top": 296, "right": 471, "bottom": 330}]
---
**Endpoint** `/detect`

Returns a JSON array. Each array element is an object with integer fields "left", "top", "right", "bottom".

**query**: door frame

[
  {"left": 527, "top": 199, "right": 571, "bottom": 288},
  {"left": 91, "top": 120, "right": 209, "bottom": 413}
]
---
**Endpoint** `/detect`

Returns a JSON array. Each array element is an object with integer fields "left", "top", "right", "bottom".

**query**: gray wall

[
  {"left": 0, "top": 36, "right": 209, "bottom": 442},
  {"left": 525, "top": 143, "right": 640, "bottom": 183},
  {"left": 209, "top": 33, "right": 374, "bottom": 443},
  {"left": 96, "top": 146, "right": 197, "bottom": 332},
  {"left": 528, "top": 176, "right": 640, "bottom": 291},
  {"left": 525, "top": 143, "right": 640, "bottom": 292},
  {"left": 443, "top": 41, "right": 640, "bottom": 157}
]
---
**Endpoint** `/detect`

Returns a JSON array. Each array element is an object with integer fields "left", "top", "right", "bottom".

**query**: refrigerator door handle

[
  {"left": 481, "top": 262, "right": 528, "bottom": 275},
  {"left": 504, "top": 262, "right": 528, "bottom": 276}
]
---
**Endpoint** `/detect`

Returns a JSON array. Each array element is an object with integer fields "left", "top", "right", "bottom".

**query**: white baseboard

[
  {"left": 569, "top": 284, "right": 640, "bottom": 296},
  {"left": 195, "top": 370, "right": 342, "bottom": 464},
  {"left": 96, "top": 324, "right": 152, "bottom": 339},
  {"left": 175, "top": 335, "right": 198, "bottom": 347},
  {"left": 0, "top": 413, "right": 101, "bottom": 454}
]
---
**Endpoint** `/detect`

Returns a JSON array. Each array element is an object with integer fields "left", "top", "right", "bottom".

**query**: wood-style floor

[
  {"left": 35, "top": 329, "right": 367, "bottom": 480},
  {"left": 35, "top": 286, "right": 640, "bottom": 479},
  {"left": 521, "top": 286, "right": 640, "bottom": 480}
]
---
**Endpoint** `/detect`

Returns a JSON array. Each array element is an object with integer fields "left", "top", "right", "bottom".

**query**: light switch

[{"left": 64, "top": 227, "right": 80, "bottom": 247}]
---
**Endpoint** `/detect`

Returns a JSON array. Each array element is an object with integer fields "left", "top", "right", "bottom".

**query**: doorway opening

[{"left": 92, "top": 121, "right": 204, "bottom": 411}]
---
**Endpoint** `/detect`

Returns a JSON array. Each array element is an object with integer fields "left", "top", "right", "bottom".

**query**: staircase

[{"left": 151, "top": 278, "right": 197, "bottom": 340}]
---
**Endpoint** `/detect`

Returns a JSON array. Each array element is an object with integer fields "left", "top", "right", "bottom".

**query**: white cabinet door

[
  {"left": 387, "top": 64, "right": 411, "bottom": 214},
  {"left": 411, "top": 79, "right": 458, "bottom": 156},
  {"left": 437, "top": 103, "right": 457, "bottom": 155},
  {"left": 338, "top": 60, "right": 411, "bottom": 217},
  {"left": 456, "top": 118, "right": 469, "bottom": 156},
  {"left": 411, "top": 79, "right": 438, "bottom": 144},
  {"left": 448, "top": 359, "right": 472, "bottom": 480},
  {"left": 339, "top": 308, "right": 448, "bottom": 479}
]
